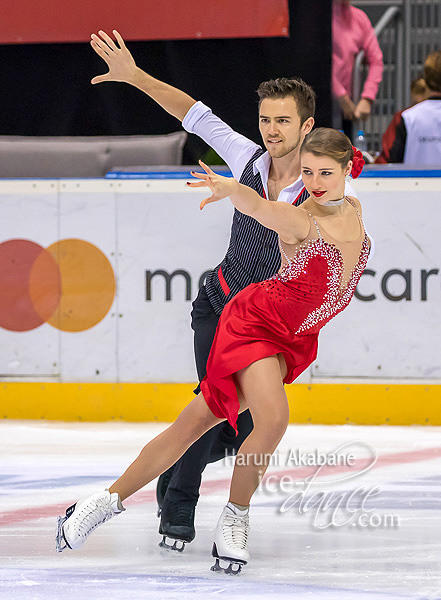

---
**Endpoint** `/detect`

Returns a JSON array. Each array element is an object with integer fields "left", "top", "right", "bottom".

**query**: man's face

[{"left": 259, "top": 97, "right": 308, "bottom": 159}]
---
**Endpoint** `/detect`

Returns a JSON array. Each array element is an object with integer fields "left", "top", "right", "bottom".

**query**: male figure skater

[{"left": 90, "top": 29, "right": 356, "bottom": 551}]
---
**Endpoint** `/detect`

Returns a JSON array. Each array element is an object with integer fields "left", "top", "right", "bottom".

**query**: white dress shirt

[{"left": 182, "top": 100, "right": 358, "bottom": 203}]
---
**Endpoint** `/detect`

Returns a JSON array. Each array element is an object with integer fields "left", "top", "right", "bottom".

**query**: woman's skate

[
  {"left": 211, "top": 502, "right": 250, "bottom": 575},
  {"left": 56, "top": 490, "right": 125, "bottom": 552}
]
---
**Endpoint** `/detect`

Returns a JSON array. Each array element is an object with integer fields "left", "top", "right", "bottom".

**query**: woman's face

[{"left": 300, "top": 152, "right": 351, "bottom": 205}]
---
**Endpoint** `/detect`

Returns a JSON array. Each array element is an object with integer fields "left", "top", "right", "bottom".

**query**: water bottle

[{"left": 356, "top": 130, "right": 367, "bottom": 153}]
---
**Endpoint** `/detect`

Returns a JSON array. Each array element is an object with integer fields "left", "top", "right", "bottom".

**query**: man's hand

[
  {"left": 187, "top": 161, "right": 238, "bottom": 210},
  {"left": 337, "top": 94, "right": 356, "bottom": 120},
  {"left": 91, "top": 30, "right": 140, "bottom": 86},
  {"left": 354, "top": 98, "right": 373, "bottom": 121},
  {"left": 89, "top": 29, "right": 196, "bottom": 121}
]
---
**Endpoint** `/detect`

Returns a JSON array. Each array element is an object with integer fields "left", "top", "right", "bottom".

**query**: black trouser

[{"left": 163, "top": 286, "right": 254, "bottom": 506}]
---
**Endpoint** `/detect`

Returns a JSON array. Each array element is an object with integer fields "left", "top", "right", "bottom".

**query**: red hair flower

[{"left": 351, "top": 146, "right": 365, "bottom": 179}]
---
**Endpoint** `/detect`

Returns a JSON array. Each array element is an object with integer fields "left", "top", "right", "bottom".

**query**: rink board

[
  {"left": 1, "top": 381, "right": 440, "bottom": 425},
  {"left": 0, "top": 175, "right": 440, "bottom": 423}
]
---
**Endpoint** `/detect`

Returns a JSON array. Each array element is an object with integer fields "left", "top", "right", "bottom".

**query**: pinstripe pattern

[{"left": 205, "top": 149, "right": 309, "bottom": 315}]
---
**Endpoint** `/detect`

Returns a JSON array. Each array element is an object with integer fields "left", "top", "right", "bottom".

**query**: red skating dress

[{"left": 200, "top": 198, "right": 371, "bottom": 432}]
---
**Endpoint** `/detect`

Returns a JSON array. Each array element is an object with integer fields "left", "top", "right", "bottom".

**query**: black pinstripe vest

[{"left": 204, "top": 148, "right": 309, "bottom": 315}]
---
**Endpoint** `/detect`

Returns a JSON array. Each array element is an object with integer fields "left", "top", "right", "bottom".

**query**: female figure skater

[{"left": 56, "top": 128, "right": 369, "bottom": 574}]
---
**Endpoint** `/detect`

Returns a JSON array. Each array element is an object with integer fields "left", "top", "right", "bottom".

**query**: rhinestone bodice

[{"left": 259, "top": 199, "right": 370, "bottom": 335}]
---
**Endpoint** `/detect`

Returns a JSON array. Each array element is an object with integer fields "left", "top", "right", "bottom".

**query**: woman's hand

[
  {"left": 187, "top": 161, "right": 239, "bottom": 210},
  {"left": 190, "top": 161, "right": 309, "bottom": 243},
  {"left": 90, "top": 30, "right": 140, "bottom": 85}
]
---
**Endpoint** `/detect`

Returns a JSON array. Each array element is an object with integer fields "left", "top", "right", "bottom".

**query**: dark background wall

[{"left": 0, "top": 0, "right": 333, "bottom": 164}]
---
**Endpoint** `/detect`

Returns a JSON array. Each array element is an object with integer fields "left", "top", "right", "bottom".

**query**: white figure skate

[
  {"left": 211, "top": 502, "right": 250, "bottom": 575},
  {"left": 56, "top": 490, "right": 125, "bottom": 552}
]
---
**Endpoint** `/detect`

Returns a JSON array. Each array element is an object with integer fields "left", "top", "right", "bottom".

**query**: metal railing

[
  {"left": 351, "top": 0, "right": 441, "bottom": 155},
  {"left": 352, "top": 5, "right": 403, "bottom": 152}
]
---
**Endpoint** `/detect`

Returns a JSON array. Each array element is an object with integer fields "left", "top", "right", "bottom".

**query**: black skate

[
  {"left": 156, "top": 466, "right": 175, "bottom": 518},
  {"left": 158, "top": 500, "right": 196, "bottom": 553}
]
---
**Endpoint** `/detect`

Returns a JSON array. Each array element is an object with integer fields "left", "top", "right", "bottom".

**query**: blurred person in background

[
  {"left": 375, "top": 78, "right": 429, "bottom": 164},
  {"left": 332, "top": 0, "right": 383, "bottom": 138},
  {"left": 388, "top": 50, "right": 441, "bottom": 164}
]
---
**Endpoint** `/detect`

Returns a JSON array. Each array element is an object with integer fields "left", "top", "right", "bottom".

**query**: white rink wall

[{"left": 0, "top": 175, "right": 439, "bottom": 384}]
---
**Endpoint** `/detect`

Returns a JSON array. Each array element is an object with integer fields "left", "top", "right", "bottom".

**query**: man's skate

[
  {"left": 156, "top": 467, "right": 175, "bottom": 518},
  {"left": 211, "top": 502, "right": 250, "bottom": 575},
  {"left": 158, "top": 499, "right": 196, "bottom": 553},
  {"left": 55, "top": 490, "right": 125, "bottom": 553}
]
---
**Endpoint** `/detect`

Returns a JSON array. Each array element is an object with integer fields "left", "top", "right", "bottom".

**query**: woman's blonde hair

[{"left": 300, "top": 127, "right": 354, "bottom": 167}]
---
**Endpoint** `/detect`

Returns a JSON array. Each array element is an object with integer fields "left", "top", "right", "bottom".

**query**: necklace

[{"left": 322, "top": 195, "right": 346, "bottom": 207}]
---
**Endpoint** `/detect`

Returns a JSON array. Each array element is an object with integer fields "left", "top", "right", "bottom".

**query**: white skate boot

[
  {"left": 211, "top": 502, "right": 250, "bottom": 575},
  {"left": 56, "top": 490, "right": 125, "bottom": 553}
]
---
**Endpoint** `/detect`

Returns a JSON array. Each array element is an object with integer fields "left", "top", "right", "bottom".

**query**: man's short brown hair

[
  {"left": 257, "top": 77, "right": 316, "bottom": 125},
  {"left": 424, "top": 50, "right": 441, "bottom": 93}
]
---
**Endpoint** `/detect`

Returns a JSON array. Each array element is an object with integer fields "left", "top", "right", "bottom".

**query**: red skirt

[{"left": 200, "top": 283, "right": 318, "bottom": 432}]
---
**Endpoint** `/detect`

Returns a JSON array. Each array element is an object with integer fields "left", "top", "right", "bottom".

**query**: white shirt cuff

[{"left": 182, "top": 101, "right": 212, "bottom": 133}]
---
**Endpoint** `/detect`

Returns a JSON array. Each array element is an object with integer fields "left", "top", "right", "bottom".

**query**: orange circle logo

[{"left": 0, "top": 239, "right": 116, "bottom": 332}]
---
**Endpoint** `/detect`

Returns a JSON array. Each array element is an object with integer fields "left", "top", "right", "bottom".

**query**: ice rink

[{"left": 1, "top": 419, "right": 441, "bottom": 600}]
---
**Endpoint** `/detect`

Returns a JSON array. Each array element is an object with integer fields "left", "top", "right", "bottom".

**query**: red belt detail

[{"left": 217, "top": 267, "right": 230, "bottom": 296}]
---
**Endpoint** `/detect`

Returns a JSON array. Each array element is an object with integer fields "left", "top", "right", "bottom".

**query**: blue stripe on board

[
  {"left": 360, "top": 169, "right": 441, "bottom": 178},
  {"left": 105, "top": 167, "right": 441, "bottom": 179},
  {"left": 105, "top": 169, "right": 234, "bottom": 179}
]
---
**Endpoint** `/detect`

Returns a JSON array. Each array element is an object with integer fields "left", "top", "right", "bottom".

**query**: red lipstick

[{"left": 312, "top": 191, "right": 326, "bottom": 197}]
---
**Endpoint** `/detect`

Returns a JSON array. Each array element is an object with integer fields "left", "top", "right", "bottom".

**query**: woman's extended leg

[
  {"left": 112, "top": 354, "right": 287, "bottom": 506},
  {"left": 229, "top": 353, "right": 289, "bottom": 506},
  {"left": 109, "top": 393, "right": 223, "bottom": 501},
  {"left": 56, "top": 392, "right": 225, "bottom": 552}
]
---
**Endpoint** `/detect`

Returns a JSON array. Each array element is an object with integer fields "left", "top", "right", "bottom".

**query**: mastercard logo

[{"left": 0, "top": 239, "right": 116, "bottom": 332}]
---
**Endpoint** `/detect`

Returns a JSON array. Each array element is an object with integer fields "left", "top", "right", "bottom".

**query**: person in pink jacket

[{"left": 332, "top": 0, "right": 383, "bottom": 135}]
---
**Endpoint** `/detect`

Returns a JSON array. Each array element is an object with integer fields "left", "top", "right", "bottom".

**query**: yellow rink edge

[{"left": 1, "top": 382, "right": 440, "bottom": 425}]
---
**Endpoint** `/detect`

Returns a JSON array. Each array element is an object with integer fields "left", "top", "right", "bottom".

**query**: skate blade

[
  {"left": 55, "top": 503, "right": 77, "bottom": 553},
  {"left": 55, "top": 516, "right": 69, "bottom": 553},
  {"left": 158, "top": 536, "right": 186, "bottom": 553},
  {"left": 210, "top": 557, "right": 243, "bottom": 575}
]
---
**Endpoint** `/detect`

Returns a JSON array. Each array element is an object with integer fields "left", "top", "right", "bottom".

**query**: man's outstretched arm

[{"left": 90, "top": 29, "right": 196, "bottom": 122}]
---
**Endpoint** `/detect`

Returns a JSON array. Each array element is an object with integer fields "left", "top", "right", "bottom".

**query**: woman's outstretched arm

[{"left": 189, "top": 161, "right": 309, "bottom": 244}]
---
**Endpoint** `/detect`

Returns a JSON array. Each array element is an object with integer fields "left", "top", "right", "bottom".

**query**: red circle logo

[{"left": 0, "top": 239, "right": 116, "bottom": 332}]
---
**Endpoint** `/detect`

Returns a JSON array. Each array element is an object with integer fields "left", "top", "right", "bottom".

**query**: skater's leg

[
  {"left": 109, "top": 393, "right": 223, "bottom": 501},
  {"left": 161, "top": 285, "right": 244, "bottom": 508},
  {"left": 229, "top": 354, "right": 289, "bottom": 506},
  {"left": 56, "top": 392, "right": 226, "bottom": 553},
  {"left": 210, "top": 354, "right": 288, "bottom": 572},
  {"left": 165, "top": 423, "right": 233, "bottom": 504},
  {"left": 164, "top": 410, "right": 252, "bottom": 504},
  {"left": 208, "top": 410, "right": 254, "bottom": 464},
  {"left": 157, "top": 382, "right": 248, "bottom": 551},
  {"left": 158, "top": 423, "right": 230, "bottom": 551},
  {"left": 192, "top": 287, "right": 254, "bottom": 464}
]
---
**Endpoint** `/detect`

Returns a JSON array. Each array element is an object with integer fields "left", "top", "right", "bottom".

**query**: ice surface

[{"left": 1, "top": 420, "right": 441, "bottom": 599}]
